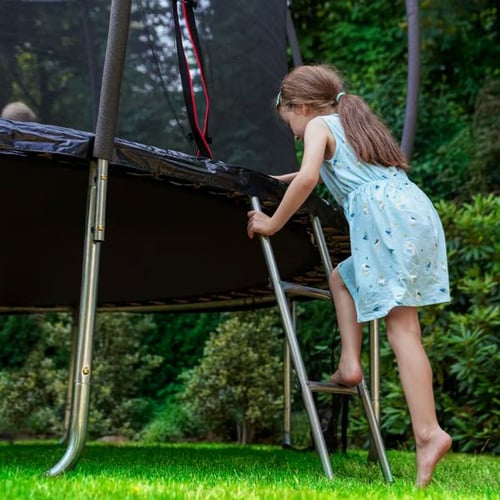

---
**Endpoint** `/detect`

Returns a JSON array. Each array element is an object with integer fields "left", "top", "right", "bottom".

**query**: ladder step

[
  {"left": 308, "top": 381, "right": 357, "bottom": 396},
  {"left": 281, "top": 281, "right": 331, "bottom": 300}
]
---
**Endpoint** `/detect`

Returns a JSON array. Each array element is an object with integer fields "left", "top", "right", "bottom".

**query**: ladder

[{"left": 250, "top": 196, "right": 393, "bottom": 482}]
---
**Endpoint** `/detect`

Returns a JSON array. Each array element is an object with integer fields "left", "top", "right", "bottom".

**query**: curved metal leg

[
  {"left": 46, "top": 0, "right": 131, "bottom": 473},
  {"left": 48, "top": 382, "right": 93, "bottom": 475},
  {"left": 60, "top": 308, "right": 79, "bottom": 444},
  {"left": 46, "top": 165, "right": 102, "bottom": 476}
]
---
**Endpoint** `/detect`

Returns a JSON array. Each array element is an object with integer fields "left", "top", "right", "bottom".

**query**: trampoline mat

[{"left": 1, "top": 120, "right": 349, "bottom": 312}]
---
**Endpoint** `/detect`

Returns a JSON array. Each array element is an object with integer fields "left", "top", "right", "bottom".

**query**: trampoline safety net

[{"left": 0, "top": 0, "right": 297, "bottom": 173}]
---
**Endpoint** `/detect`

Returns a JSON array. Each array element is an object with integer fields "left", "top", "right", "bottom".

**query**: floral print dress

[{"left": 319, "top": 114, "right": 450, "bottom": 322}]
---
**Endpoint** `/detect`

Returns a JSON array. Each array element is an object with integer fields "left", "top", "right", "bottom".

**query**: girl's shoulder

[
  {"left": 306, "top": 115, "right": 333, "bottom": 135},
  {"left": 318, "top": 113, "right": 342, "bottom": 131},
  {"left": 311, "top": 113, "right": 339, "bottom": 129},
  {"left": 318, "top": 113, "right": 344, "bottom": 139},
  {"left": 319, "top": 112, "right": 340, "bottom": 122}
]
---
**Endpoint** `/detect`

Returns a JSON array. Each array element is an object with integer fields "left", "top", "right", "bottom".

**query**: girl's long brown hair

[{"left": 278, "top": 64, "right": 409, "bottom": 170}]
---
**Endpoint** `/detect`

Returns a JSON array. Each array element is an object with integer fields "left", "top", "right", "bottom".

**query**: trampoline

[{"left": 0, "top": 119, "right": 349, "bottom": 313}]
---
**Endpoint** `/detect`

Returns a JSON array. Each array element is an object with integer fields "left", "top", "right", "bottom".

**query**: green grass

[{"left": 0, "top": 442, "right": 498, "bottom": 499}]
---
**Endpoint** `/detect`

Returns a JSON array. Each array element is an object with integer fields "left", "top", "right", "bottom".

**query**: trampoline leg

[
  {"left": 60, "top": 308, "right": 79, "bottom": 444},
  {"left": 47, "top": 0, "right": 129, "bottom": 474},
  {"left": 46, "top": 165, "right": 102, "bottom": 476}
]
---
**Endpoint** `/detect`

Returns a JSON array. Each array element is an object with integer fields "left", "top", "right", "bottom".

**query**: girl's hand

[{"left": 247, "top": 210, "right": 276, "bottom": 239}]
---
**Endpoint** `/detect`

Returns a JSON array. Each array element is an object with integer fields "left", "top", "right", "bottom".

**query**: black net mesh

[{"left": 0, "top": 0, "right": 297, "bottom": 173}]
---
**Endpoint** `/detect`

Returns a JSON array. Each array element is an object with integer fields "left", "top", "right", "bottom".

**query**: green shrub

[
  {"left": 0, "top": 312, "right": 163, "bottom": 439},
  {"left": 411, "top": 77, "right": 500, "bottom": 201},
  {"left": 141, "top": 312, "right": 222, "bottom": 401},
  {"left": 85, "top": 313, "right": 163, "bottom": 439},
  {"left": 179, "top": 310, "right": 284, "bottom": 444},
  {"left": 0, "top": 314, "right": 71, "bottom": 437},
  {"left": 0, "top": 314, "right": 45, "bottom": 369},
  {"left": 411, "top": 122, "right": 475, "bottom": 201},
  {"left": 140, "top": 395, "right": 204, "bottom": 443}
]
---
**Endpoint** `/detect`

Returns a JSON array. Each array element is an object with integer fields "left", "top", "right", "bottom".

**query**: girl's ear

[{"left": 296, "top": 103, "right": 308, "bottom": 115}]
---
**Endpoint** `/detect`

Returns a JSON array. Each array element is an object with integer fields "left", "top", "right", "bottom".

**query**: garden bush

[
  {"left": 0, "top": 312, "right": 162, "bottom": 439},
  {"left": 179, "top": 310, "right": 284, "bottom": 444}
]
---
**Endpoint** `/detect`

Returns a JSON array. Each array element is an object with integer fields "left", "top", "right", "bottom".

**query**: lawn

[{"left": 0, "top": 441, "right": 498, "bottom": 499}]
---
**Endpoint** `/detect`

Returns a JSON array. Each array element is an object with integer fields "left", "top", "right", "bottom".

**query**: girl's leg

[
  {"left": 329, "top": 268, "right": 363, "bottom": 386},
  {"left": 385, "top": 306, "right": 452, "bottom": 487}
]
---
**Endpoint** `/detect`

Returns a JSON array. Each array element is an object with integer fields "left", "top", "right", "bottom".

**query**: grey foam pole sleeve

[
  {"left": 93, "top": 0, "right": 132, "bottom": 160},
  {"left": 401, "top": 0, "right": 420, "bottom": 161}
]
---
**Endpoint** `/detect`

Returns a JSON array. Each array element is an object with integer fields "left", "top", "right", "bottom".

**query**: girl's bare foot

[
  {"left": 329, "top": 362, "right": 363, "bottom": 387},
  {"left": 416, "top": 428, "right": 452, "bottom": 487}
]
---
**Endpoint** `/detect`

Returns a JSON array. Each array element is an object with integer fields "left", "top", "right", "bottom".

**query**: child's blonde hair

[
  {"left": 1, "top": 101, "right": 38, "bottom": 122},
  {"left": 278, "top": 64, "right": 409, "bottom": 170}
]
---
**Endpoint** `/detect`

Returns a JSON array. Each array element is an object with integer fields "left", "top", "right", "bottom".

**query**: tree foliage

[
  {"left": 180, "top": 310, "right": 284, "bottom": 444},
  {"left": 290, "top": 0, "right": 500, "bottom": 199},
  {"left": 0, "top": 314, "right": 44, "bottom": 369},
  {"left": 0, "top": 314, "right": 70, "bottom": 436},
  {"left": 88, "top": 313, "right": 163, "bottom": 438},
  {"left": 0, "top": 313, "right": 162, "bottom": 439},
  {"left": 139, "top": 311, "right": 222, "bottom": 400}
]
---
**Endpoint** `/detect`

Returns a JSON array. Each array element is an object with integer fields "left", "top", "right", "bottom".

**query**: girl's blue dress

[{"left": 319, "top": 114, "right": 450, "bottom": 322}]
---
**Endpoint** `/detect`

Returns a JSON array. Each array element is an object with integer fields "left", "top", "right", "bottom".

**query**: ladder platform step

[
  {"left": 307, "top": 381, "right": 358, "bottom": 396},
  {"left": 281, "top": 281, "right": 331, "bottom": 300}
]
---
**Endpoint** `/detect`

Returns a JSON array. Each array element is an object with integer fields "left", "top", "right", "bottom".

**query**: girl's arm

[
  {"left": 271, "top": 172, "right": 299, "bottom": 183},
  {"left": 248, "top": 118, "right": 332, "bottom": 238},
  {"left": 273, "top": 171, "right": 324, "bottom": 185}
]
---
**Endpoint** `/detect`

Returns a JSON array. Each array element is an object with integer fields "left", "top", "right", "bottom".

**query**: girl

[{"left": 247, "top": 64, "right": 452, "bottom": 487}]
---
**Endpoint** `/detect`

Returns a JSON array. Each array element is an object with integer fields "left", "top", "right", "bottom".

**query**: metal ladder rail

[
  {"left": 312, "top": 214, "right": 385, "bottom": 462},
  {"left": 251, "top": 196, "right": 334, "bottom": 479},
  {"left": 309, "top": 212, "right": 392, "bottom": 481},
  {"left": 250, "top": 196, "right": 392, "bottom": 482}
]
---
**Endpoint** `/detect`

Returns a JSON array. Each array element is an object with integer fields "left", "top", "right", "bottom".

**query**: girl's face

[{"left": 279, "top": 105, "right": 314, "bottom": 141}]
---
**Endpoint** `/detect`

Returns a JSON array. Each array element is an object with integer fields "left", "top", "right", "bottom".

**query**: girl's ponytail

[{"left": 336, "top": 93, "right": 408, "bottom": 171}]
